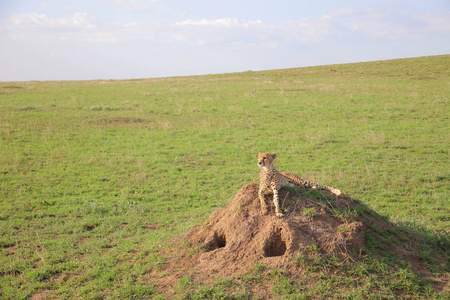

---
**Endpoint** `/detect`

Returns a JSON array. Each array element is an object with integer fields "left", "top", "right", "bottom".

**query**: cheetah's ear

[{"left": 272, "top": 152, "right": 277, "bottom": 159}]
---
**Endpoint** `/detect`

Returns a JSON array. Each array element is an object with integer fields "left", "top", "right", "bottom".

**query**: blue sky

[{"left": 1, "top": 0, "right": 449, "bottom": 81}]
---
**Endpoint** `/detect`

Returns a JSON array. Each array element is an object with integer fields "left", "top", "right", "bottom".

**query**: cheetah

[{"left": 257, "top": 152, "right": 342, "bottom": 217}]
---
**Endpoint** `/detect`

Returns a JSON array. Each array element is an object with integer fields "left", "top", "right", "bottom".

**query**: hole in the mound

[
  {"left": 206, "top": 232, "right": 226, "bottom": 251},
  {"left": 264, "top": 229, "right": 286, "bottom": 257}
]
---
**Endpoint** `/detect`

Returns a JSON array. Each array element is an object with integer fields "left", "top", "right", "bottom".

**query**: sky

[{"left": 0, "top": 0, "right": 449, "bottom": 81}]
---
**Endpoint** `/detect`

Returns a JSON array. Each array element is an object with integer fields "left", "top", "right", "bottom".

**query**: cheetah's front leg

[
  {"left": 272, "top": 188, "right": 284, "bottom": 217},
  {"left": 258, "top": 187, "right": 268, "bottom": 215}
]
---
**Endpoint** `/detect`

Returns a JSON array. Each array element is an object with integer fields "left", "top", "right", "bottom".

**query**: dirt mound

[
  {"left": 185, "top": 184, "right": 364, "bottom": 276},
  {"left": 149, "top": 184, "right": 449, "bottom": 297}
]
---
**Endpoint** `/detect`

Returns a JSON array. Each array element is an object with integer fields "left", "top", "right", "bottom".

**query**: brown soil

[
  {"left": 149, "top": 183, "right": 449, "bottom": 296},
  {"left": 187, "top": 184, "right": 365, "bottom": 274}
]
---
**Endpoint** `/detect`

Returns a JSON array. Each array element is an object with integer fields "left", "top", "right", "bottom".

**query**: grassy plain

[{"left": 0, "top": 55, "right": 449, "bottom": 299}]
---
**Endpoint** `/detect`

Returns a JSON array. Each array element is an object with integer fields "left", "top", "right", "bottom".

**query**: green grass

[{"left": 0, "top": 55, "right": 449, "bottom": 299}]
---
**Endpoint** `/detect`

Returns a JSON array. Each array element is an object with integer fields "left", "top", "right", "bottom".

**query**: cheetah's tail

[
  {"left": 282, "top": 172, "right": 342, "bottom": 196},
  {"left": 308, "top": 182, "right": 342, "bottom": 196}
]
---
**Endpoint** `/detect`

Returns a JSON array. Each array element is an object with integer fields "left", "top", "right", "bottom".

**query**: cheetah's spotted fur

[{"left": 258, "top": 152, "right": 342, "bottom": 217}]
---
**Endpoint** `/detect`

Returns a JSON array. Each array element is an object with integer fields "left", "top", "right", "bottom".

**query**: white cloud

[
  {"left": 39, "top": 2, "right": 53, "bottom": 8},
  {"left": 173, "top": 18, "right": 270, "bottom": 46},
  {"left": 3, "top": 8, "right": 450, "bottom": 47},
  {"left": 172, "top": 17, "right": 333, "bottom": 46},
  {"left": 175, "top": 18, "right": 262, "bottom": 28},
  {"left": 413, "top": 12, "right": 450, "bottom": 33},
  {"left": 1, "top": 13, "right": 133, "bottom": 44},
  {"left": 323, "top": 6, "right": 450, "bottom": 40},
  {"left": 100, "top": 0, "right": 164, "bottom": 12},
  {"left": 329, "top": 7, "right": 358, "bottom": 17},
  {"left": 279, "top": 18, "right": 331, "bottom": 43},
  {"left": 7, "top": 12, "right": 96, "bottom": 30}
]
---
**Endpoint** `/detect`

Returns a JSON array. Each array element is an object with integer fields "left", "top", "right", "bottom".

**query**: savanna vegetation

[{"left": 0, "top": 55, "right": 448, "bottom": 299}]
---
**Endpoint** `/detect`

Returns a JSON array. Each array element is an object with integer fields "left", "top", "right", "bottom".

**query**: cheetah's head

[{"left": 258, "top": 152, "right": 277, "bottom": 168}]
